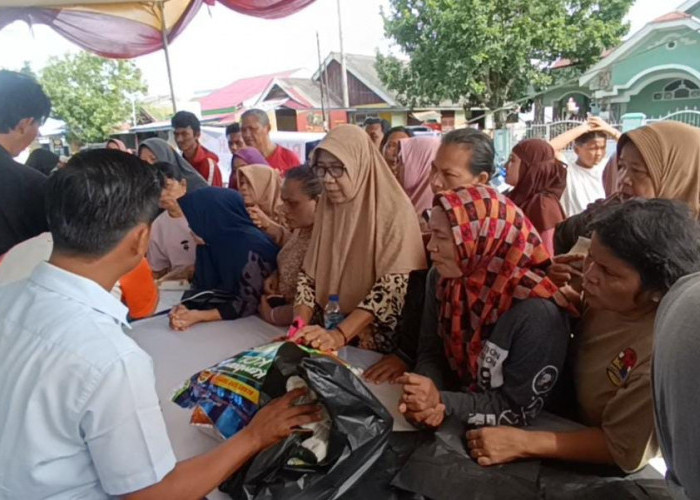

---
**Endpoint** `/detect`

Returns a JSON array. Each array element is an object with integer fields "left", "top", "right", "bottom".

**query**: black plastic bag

[{"left": 220, "top": 355, "right": 393, "bottom": 500}]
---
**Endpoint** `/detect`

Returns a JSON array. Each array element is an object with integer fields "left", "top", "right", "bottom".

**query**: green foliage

[
  {"left": 377, "top": 0, "right": 634, "bottom": 124},
  {"left": 40, "top": 52, "right": 146, "bottom": 144}
]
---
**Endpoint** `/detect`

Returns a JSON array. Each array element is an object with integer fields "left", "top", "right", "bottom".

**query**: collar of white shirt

[{"left": 29, "top": 262, "right": 130, "bottom": 328}]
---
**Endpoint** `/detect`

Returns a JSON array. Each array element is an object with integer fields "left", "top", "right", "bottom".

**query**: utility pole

[
  {"left": 316, "top": 32, "right": 328, "bottom": 131},
  {"left": 336, "top": 0, "right": 349, "bottom": 108}
]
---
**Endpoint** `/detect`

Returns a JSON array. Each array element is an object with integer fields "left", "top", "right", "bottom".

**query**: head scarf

[
  {"left": 397, "top": 136, "right": 440, "bottom": 215},
  {"left": 229, "top": 148, "right": 269, "bottom": 189},
  {"left": 618, "top": 121, "right": 700, "bottom": 217},
  {"left": 236, "top": 165, "right": 283, "bottom": 222},
  {"left": 234, "top": 147, "right": 269, "bottom": 167},
  {"left": 25, "top": 148, "right": 59, "bottom": 176},
  {"left": 435, "top": 185, "right": 575, "bottom": 380},
  {"left": 139, "top": 138, "right": 207, "bottom": 193},
  {"left": 106, "top": 138, "right": 128, "bottom": 152},
  {"left": 179, "top": 188, "right": 278, "bottom": 293},
  {"left": 304, "top": 124, "right": 426, "bottom": 313},
  {"left": 507, "top": 139, "right": 567, "bottom": 232}
]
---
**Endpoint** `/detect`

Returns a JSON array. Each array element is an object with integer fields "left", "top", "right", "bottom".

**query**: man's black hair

[
  {"left": 0, "top": 70, "right": 51, "bottom": 133},
  {"left": 364, "top": 117, "right": 390, "bottom": 133},
  {"left": 225, "top": 123, "right": 241, "bottom": 136},
  {"left": 46, "top": 149, "right": 161, "bottom": 257},
  {"left": 171, "top": 111, "right": 201, "bottom": 135},
  {"left": 441, "top": 128, "right": 495, "bottom": 179},
  {"left": 575, "top": 130, "right": 608, "bottom": 146},
  {"left": 380, "top": 126, "right": 414, "bottom": 151},
  {"left": 591, "top": 198, "right": 700, "bottom": 293},
  {"left": 285, "top": 165, "right": 323, "bottom": 200},
  {"left": 153, "top": 161, "right": 183, "bottom": 182}
]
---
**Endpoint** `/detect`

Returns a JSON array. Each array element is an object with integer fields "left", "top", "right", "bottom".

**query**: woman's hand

[
  {"left": 264, "top": 273, "right": 279, "bottom": 296},
  {"left": 548, "top": 254, "right": 585, "bottom": 288},
  {"left": 295, "top": 325, "right": 345, "bottom": 351},
  {"left": 247, "top": 205, "right": 273, "bottom": 231},
  {"left": 396, "top": 373, "right": 442, "bottom": 414},
  {"left": 169, "top": 305, "right": 219, "bottom": 331},
  {"left": 259, "top": 296, "right": 275, "bottom": 325},
  {"left": 364, "top": 354, "right": 409, "bottom": 384},
  {"left": 158, "top": 265, "right": 195, "bottom": 283},
  {"left": 466, "top": 427, "right": 530, "bottom": 466}
]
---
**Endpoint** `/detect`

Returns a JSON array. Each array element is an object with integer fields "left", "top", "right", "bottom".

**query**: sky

[{"left": 0, "top": 0, "right": 688, "bottom": 99}]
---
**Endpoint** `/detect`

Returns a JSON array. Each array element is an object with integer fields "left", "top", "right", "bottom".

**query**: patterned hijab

[{"left": 435, "top": 185, "right": 575, "bottom": 379}]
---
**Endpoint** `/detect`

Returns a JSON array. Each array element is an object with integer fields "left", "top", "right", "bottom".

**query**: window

[{"left": 652, "top": 79, "right": 700, "bottom": 101}]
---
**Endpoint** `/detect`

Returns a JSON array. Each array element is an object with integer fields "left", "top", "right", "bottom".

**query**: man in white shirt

[
  {"left": 0, "top": 149, "right": 320, "bottom": 499},
  {"left": 550, "top": 116, "right": 621, "bottom": 216}
]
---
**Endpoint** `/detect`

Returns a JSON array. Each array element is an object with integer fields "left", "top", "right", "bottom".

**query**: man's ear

[
  {"left": 15, "top": 117, "right": 35, "bottom": 135},
  {"left": 477, "top": 171, "right": 490, "bottom": 185},
  {"left": 127, "top": 223, "right": 151, "bottom": 258},
  {"left": 194, "top": 130, "right": 201, "bottom": 141}
]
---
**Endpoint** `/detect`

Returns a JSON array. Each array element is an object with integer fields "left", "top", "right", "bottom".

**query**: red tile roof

[
  {"left": 199, "top": 70, "right": 298, "bottom": 112},
  {"left": 652, "top": 11, "right": 691, "bottom": 23}
]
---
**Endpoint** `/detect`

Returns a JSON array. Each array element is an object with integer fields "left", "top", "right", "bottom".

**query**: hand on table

[
  {"left": 466, "top": 426, "right": 529, "bottom": 466},
  {"left": 548, "top": 254, "right": 584, "bottom": 288},
  {"left": 169, "top": 305, "right": 206, "bottom": 331},
  {"left": 247, "top": 205, "right": 273, "bottom": 231},
  {"left": 364, "top": 354, "right": 408, "bottom": 384},
  {"left": 244, "top": 388, "right": 322, "bottom": 450},
  {"left": 295, "top": 325, "right": 345, "bottom": 351}
]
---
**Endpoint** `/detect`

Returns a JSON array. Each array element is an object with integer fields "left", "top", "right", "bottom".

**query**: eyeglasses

[{"left": 312, "top": 164, "right": 346, "bottom": 179}]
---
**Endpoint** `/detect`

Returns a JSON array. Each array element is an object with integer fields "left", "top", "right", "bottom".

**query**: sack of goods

[{"left": 172, "top": 341, "right": 393, "bottom": 500}]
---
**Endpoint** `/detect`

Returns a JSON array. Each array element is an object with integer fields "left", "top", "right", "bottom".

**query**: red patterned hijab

[{"left": 435, "top": 185, "right": 575, "bottom": 380}]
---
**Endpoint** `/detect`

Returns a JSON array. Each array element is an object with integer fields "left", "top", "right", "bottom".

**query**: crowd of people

[{"left": 2, "top": 67, "right": 700, "bottom": 498}]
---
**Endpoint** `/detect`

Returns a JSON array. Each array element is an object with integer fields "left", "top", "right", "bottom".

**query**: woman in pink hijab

[{"left": 397, "top": 136, "right": 441, "bottom": 218}]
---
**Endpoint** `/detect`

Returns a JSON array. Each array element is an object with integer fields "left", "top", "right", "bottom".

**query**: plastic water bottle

[{"left": 324, "top": 295, "right": 344, "bottom": 330}]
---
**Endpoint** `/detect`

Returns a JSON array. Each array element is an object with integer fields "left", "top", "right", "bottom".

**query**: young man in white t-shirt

[
  {"left": 149, "top": 162, "right": 196, "bottom": 280},
  {"left": 0, "top": 149, "right": 320, "bottom": 499},
  {"left": 550, "top": 116, "right": 621, "bottom": 216}
]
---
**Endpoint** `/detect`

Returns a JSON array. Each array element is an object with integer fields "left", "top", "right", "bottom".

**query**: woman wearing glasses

[{"left": 294, "top": 125, "right": 427, "bottom": 354}]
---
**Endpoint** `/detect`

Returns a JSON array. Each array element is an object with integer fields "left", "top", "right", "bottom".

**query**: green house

[{"left": 537, "top": 0, "right": 700, "bottom": 123}]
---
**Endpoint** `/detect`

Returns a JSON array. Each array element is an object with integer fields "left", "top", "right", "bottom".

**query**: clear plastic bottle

[{"left": 324, "top": 295, "right": 344, "bottom": 331}]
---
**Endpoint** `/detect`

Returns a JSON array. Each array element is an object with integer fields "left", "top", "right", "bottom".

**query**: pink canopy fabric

[{"left": 0, "top": 0, "right": 317, "bottom": 58}]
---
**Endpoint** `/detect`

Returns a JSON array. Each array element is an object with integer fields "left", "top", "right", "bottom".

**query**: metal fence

[{"left": 646, "top": 109, "right": 700, "bottom": 128}]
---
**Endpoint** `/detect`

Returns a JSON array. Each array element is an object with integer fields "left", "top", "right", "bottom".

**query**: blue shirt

[{"left": 0, "top": 263, "right": 176, "bottom": 498}]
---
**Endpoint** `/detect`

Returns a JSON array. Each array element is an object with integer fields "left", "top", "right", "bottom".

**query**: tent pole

[{"left": 158, "top": 0, "right": 177, "bottom": 113}]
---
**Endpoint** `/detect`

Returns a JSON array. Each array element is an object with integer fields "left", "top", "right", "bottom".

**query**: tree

[
  {"left": 376, "top": 0, "right": 634, "bottom": 126},
  {"left": 40, "top": 52, "right": 147, "bottom": 145}
]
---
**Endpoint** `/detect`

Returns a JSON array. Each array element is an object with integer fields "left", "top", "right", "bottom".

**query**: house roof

[
  {"left": 198, "top": 69, "right": 300, "bottom": 114},
  {"left": 260, "top": 77, "right": 345, "bottom": 109},
  {"left": 652, "top": 11, "right": 691, "bottom": 23},
  {"left": 579, "top": 13, "right": 700, "bottom": 86},
  {"left": 313, "top": 52, "right": 398, "bottom": 106}
]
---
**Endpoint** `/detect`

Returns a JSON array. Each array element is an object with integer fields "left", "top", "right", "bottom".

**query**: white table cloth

[{"left": 128, "top": 313, "right": 411, "bottom": 498}]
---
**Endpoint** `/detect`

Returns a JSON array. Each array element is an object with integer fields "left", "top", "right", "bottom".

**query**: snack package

[
  {"left": 172, "top": 341, "right": 346, "bottom": 440},
  {"left": 172, "top": 342, "right": 307, "bottom": 439}
]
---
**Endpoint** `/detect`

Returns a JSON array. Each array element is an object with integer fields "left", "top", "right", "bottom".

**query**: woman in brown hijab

[
  {"left": 236, "top": 164, "right": 286, "bottom": 243},
  {"left": 506, "top": 139, "right": 567, "bottom": 254},
  {"left": 295, "top": 125, "right": 427, "bottom": 353},
  {"left": 554, "top": 121, "right": 700, "bottom": 256}
]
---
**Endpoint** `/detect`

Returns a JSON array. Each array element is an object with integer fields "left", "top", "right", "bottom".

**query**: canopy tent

[{"left": 0, "top": 0, "right": 316, "bottom": 110}]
